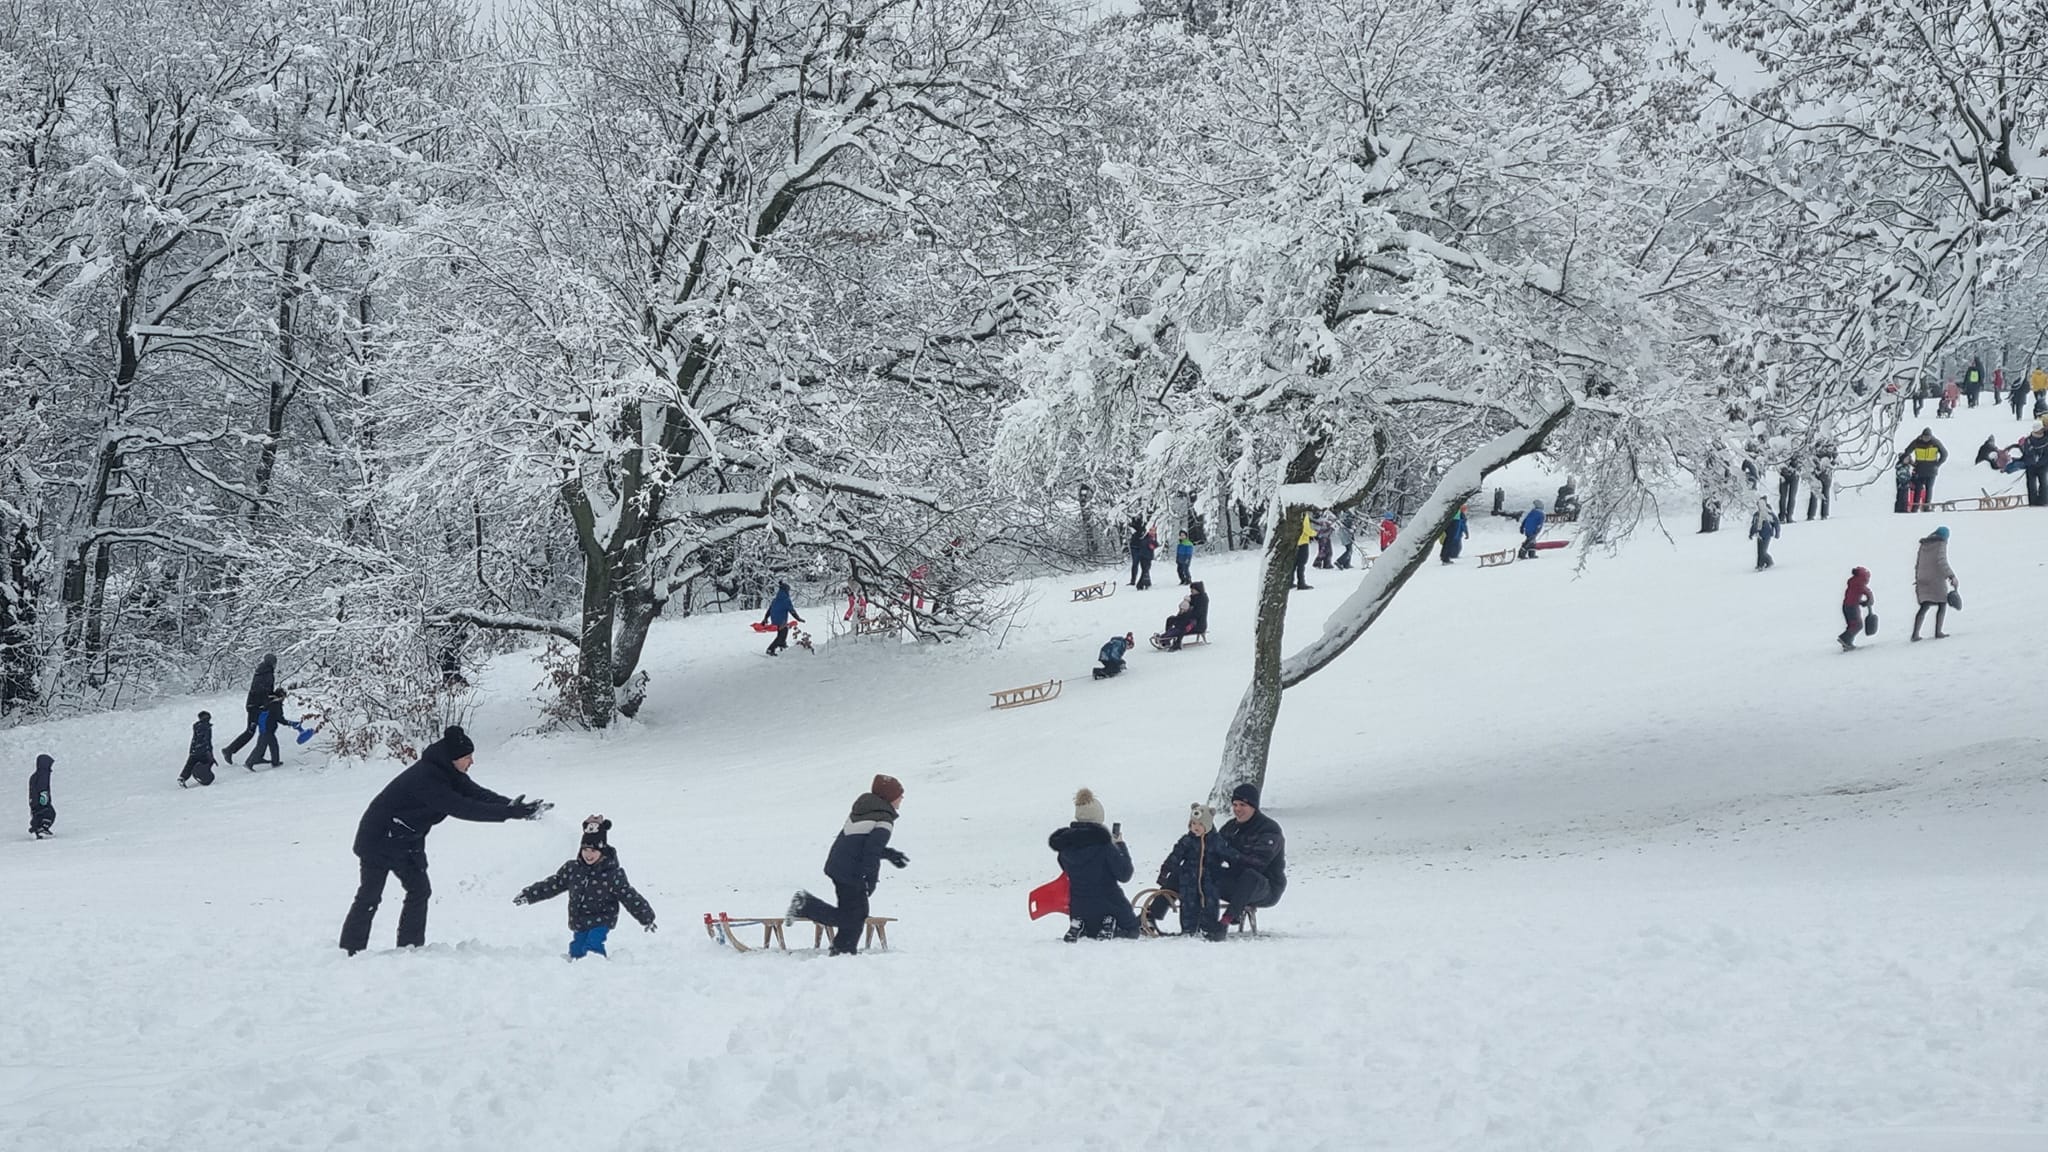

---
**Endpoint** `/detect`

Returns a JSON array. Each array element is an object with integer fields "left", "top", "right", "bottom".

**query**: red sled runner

[{"left": 1028, "top": 874, "right": 1069, "bottom": 920}]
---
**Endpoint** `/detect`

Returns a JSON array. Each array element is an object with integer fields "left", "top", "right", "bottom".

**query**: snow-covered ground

[{"left": 5, "top": 404, "right": 2047, "bottom": 1152}]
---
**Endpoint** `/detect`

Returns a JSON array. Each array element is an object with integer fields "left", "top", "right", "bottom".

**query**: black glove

[
  {"left": 512, "top": 893, "right": 530, "bottom": 906},
  {"left": 882, "top": 848, "right": 909, "bottom": 869},
  {"left": 509, "top": 795, "right": 546, "bottom": 820}
]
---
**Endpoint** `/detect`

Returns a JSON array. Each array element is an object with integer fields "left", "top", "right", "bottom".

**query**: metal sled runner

[{"left": 989, "top": 679, "right": 1062, "bottom": 709}]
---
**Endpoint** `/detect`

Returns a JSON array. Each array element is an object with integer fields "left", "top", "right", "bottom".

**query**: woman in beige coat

[{"left": 1912, "top": 526, "right": 1959, "bottom": 641}]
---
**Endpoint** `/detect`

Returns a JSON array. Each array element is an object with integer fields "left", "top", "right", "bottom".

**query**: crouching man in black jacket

[
  {"left": 339, "top": 726, "right": 545, "bottom": 954},
  {"left": 1215, "top": 783, "right": 1286, "bottom": 931}
]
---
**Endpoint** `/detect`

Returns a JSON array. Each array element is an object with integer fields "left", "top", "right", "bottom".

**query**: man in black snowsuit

[
  {"left": 338, "top": 726, "right": 545, "bottom": 954},
  {"left": 2024, "top": 423, "right": 2048, "bottom": 507},
  {"left": 1215, "top": 782, "right": 1286, "bottom": 929},
  {"left": 179, "top": 711, "right": 217, "bottom": 787},
  {"left": 1127, "top": 523, "right": 1154, "bottom": 589},
  {"left": 1964, "top": 357, "right": 1984, "bottom": 407},
  {"left": 222, "top": 653, "right": 277, "bottom": 765},
  {"left": 788, "top": 774, "right": 907, "bottom": 955},
  {"left": 28, "top": 753, "right": 54, "bottom": 838}
]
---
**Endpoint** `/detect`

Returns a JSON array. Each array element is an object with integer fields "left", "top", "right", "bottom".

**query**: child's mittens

[
  {"left": 644, "top": 922, "right": 658, "bottom": 933},
  {"left": 512, "top": 893, "right": 531, "bottom": 906}
]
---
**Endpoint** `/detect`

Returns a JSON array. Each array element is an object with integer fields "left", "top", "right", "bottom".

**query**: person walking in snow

[
  {"left": 179, "top": 711, "right": 217, "bottom": 787},
  {"left": 515, "top": 816, "right": 657, "bottom": 958},
  {"left": 1901, "top": 428, "right": 1947, "bottom": 512},
  {"left": 1174, "top": 531, "right": 1195, "bottom": 586},
  {"left": 762, "top": 580, "right": 804, "bottom": 656},
  {"left": 28, "top": 753, "right": 54, "bottom": 838},
  {"left": 1748, "top": 500, "right": 1779, "bottom": 570},
  {"left": 243, "top": 688, "right": 293, "bottom": 770},
  {"left": 1440, "top": 504, "right": 1470, "bottom": 564},
  {"left": 1938, "top": 378, "right": 1959, "bottom": 418},
  {"left": 2023, "top": 421, "right": 2048, "bottom": 506},
  {"left": 1806, "top": 442, "right": 1836, "bottom": 520},
  {"left": 1334, "top": 516, "right": 1356, "bottom": 570},
  {"left": 2015, "top": 370, "right": 2038, "bottom": 420},
  {"left": 787, "top": 775, "right": 907, "bottom": 956},
  {"left": 1094, "top": 632, "right": 1135, "bottom": 679},
  {"left": 1776, "top": 456, "right": 1800, "bottom": 522},
  {"left": 1215, "top": 783, "right": 1286, "bottom": 930},
  {"left": 1293, "top": 512, "right": 1316, "bottom": 590},
  {"left": 2033, "top": 367, "right": 2048, "bottom": 415},
  {"left": 1378, "top": 515, "right": 1399, "bottom": 552},
  {"left": 221, "top": 653, "right": 278, "bottom": 765},
  {"left": 1516, "top": 499, "right": 1546, "bottom": 559},
  {"left": 1911, "top": 527, "right": 1959, "bottom": 642},
  {"left": 1312, "top": 513, "right": 1335, "bottom": 569},
  {"left": 1128, "top": 522, "right": 1155, "bottom": 589},
  {"left": 1157, "top": 582, "right": 1208, "bottom": 650},
  {"left": 1964, "top": 357, "right": 1985, "bottom": 407},
  {"left": 1151, "top": 803, "right": 1226, "bottom": 940},
  {"left": 339, "top": 726, "right": 546, "bottom": 954},
  {"left": 1838, "top": 567, "right": 1874, "bottom": 652},
  {"left": 1050, "top": 788, "right": 1138, "bottom": 941}
]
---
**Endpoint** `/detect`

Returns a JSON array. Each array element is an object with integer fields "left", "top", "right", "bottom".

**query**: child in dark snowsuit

[
  {"left": 1839, "top": 567, "right": 1873, "bottom": 651},
  {"left": 515, "top": 816, "right": 657, "bottom": 958},
  {"left": 1093, "top": 633, "right": 1134, "bottom": 679},
  {"left": 180, "top": 711, "right": 217, "bottom": 787},
  {"left": 245, "top": 689, "right": 293, "bottom": 769},
  {"left": 1748, "top": 501, "right": 1778, "bottom": 570},
  {"left": 1151, "top": 804, "right": 1227, "bottom": 940},
  {"left": 29, "top": 754, "right": 54, "bottom": 838},
  {"left": 1050, "top": 788, "right": 1138, "bottom": 941}
]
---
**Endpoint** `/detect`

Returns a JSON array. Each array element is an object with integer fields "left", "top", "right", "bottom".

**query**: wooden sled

[
  {"left": 1976, "top": 491, "right": 2026, "bottom": 510},
  {"left": 1149, "top": 632, "right": 1209, "bottom": 651},
  {"left": 1131, "top": 887, "right": 1258, "bottom": 937},
  {"left": 990, "top": 679, "right": 1062, "bottom": 709},
  {"left": 702, "top": 912, "right": 896, "bottom": 952},
  {"left": 853, "top": 614, "right": 903, "bottom": 638},
  {"left": 1070, "top": 580, "right": 1115, "bottom": 602},
  {"left": 1478, "top": 549, "right": 1515, "bottom": 568}
]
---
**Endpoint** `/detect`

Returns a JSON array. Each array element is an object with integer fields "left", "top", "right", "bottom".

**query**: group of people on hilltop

[
  {"left": 1907, "top": 355, "right": 2048, "bottom": 419},
  {"left": 1047, "top": 782, "right": 1286, "bottom": 942},
  {"left": 1836, "top": 526, "right": 1960, "bottom": 651}
]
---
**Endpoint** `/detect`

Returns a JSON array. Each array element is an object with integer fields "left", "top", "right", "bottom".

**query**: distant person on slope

[
  {"left": 1215, "top": 783, "right": 1286, "bottom": 929},
  {"left": 1151, "top": 803, "right": 1227, "bottom": 940},
  {"left": 1174, "top": 530, "right": 1195, "bottom": 586},
  {"left": 1049, "top": 787, "right": 1138, "bottom": 941},
  {"left": 1965, "top": 357, "right": 1985, "bottom": 407},
  {"left": 339, "top": 726, "right": 546, "bottom": 954},
  {"left": 1157, "top": 582, "right": 1208, "bottom": 651},
  {"left": 179, "top": 711, "right": 217, "bottom": 787},
  {"left": 1516, "top": 500, "right": 1546, "bottom": 559},
  {"left": 2023, "top": 421, "right": 2048, "bottom": 506},
  {"left": 787, "top": 775, "right": 907, "bottom": 956},
  {"left": 515, "top": 816, "right": 656, "bottom": 959},
  {"left": 1094, "top": 632, "right": 1135, "bottom": 679},
  {"left": 1313, "top": 513, "right": 1335, "bottom": 569},
  {"left": 1293, "top": 512, "right": 1316, "bottom": 590},
  {"left": 1807, "top": 441, "right": 1836, "bottom": 520},
  {"left": 1440, "top": 503, "right": 1470, "bottom": 563},
  {"left": 1911, "top": 527, "right": 1959, "bottom": 642},
  {"left": 1901, "top": 429, "right": 1946, "bottom": 512},
  {"left": 2034, "top": 367, "right": 2048, "bottom": 415},
  {"left": 28, "top": 753, "right": 54, "bottom": 839},
  {"left": 762, "top": 580, "right": 803, "bottom": 656},
  {"left": 1838, "top": 567, "right": 1874, "bottom": 652},
  {"left": 2014, "top": 370, "right": 2038, "bottom": 420},
  {"left": 221, "top": 653, "right": 278, "bottom": 765},
  {"left": 1748, "top": 500, "right": 1779, "bottom": 571},
  {"left": 243, "top": 687, "right": 294, "bottom": 770},
  {"left": 1128, "top": 522, "right": 1155, "bottom": 590}
]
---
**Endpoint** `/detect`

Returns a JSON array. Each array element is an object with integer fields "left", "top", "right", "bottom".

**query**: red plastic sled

[
  {"left": 1028, "top": 874, "right": 1069, "bottom": 920},
  {"left": 1532, "top": 539, "right": 1571, "bottom": 551},
  {"left": 749, "top": 622, "right": 781, "bottom": 632}
]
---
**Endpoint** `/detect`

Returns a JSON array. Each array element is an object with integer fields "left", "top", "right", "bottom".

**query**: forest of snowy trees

[{"left": 4, "top": 0, "right": 2046, "bottom": 763}]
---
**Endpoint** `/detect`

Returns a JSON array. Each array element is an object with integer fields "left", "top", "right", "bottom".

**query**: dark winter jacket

[
  {"left": 1177, "top": 591, "right": 1210, "bottom": 634},
  {"left": 1049, "top": 822, "right": 1133, "bottom": 922},
  {"left": 1217, "top": 811, "right": 1287, "bottom": 907},
  {"left": 1156, "top": 831, "right": 1224, "bottom": 914},
  {"left": 764, "top": 585, "right": 801, "bottom": 627},
  {"left": 1904, "top": 434, "right": 1947, "bottom": 477},
  {"left": 519, "top": 848, "right": 656, "bottom": 932},
  {"left": 245, "top": 654, "right": 278, "bottom": 710},
  {"left": 29, "top": 754, "right": 52, "bottom": 813},
  {"left": 1129, "top": 529, "right": 1155, "bottom": 561},
  {"left": 351, "top": 743, "right": 523, "bottom": 862},
  {"left": 1748, "top": 512, "right": 1778, "bottom": 542},
  {"left": 823, "top": 791, "right": 900, "bottom": 895},
  {"left": 188, "top": 717, "right": 214, "bottom": 766},
  {"left": 256, "top": 690, "right": 293, "bottom": 734},
  {"left": 2025, "top": 429, "right": 2048, "bottom": 469},
  {"left": 1099, "top": 636, "right": 1132, "bottom": 663}
]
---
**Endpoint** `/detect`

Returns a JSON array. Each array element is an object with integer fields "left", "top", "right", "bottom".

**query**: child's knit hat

[
  {"left": 1074, "top": 787, "right": 1106, "bottom": 826},
  {"left": 581, "top": 815, "right": 611, "bottom": 851}
]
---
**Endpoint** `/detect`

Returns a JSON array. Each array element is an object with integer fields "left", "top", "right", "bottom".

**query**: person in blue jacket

[
  {"left": 1747, "top": 499, "right": 1778, "bottom": 570},
  {"left": 1516, "top": 499, "right": 1546, "bottom": 559},
  {"left": 1050, "top": 788, "right": 1139, "bottom": 941},
  {"left": 1439, "top": 503, "right": 1470, "bottom": 564},
  {"left": 762, "top": 580, "right": 804, "bottom": 656},
  {"left": 1173, "top": 531, "right": 1195, "bottom": 586},
  {"left": 1093, "top": 632, "right": 1134, "bottom": 679},
  {"left": 1151, "top": 803, "right": 1227, "bottom": 940}
]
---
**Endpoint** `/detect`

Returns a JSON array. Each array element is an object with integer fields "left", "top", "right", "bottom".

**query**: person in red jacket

[{"left": 1838, "top": 567, "right": 1874, "bottom": 652}]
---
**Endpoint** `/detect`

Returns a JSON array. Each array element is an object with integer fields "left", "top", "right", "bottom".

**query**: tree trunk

[{"left": 574, "top": 542, "right": 616, "bottom": 728}]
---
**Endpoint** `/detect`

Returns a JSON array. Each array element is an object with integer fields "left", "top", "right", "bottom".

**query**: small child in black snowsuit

[
  {"left": 245, "top": 689, "right": 293, "bottom": 769},
  {"left": 514, "top": 816, "right": 657, "bottom": 958},
  {"left": 28, "top": 754, "right": 54, "bottom": 838},
  {"left": 180, "top": 711, "right": 217, "bottom": 787},
  {"left": 1149, "top": 803, "right": 1227, "bottom": 940}
]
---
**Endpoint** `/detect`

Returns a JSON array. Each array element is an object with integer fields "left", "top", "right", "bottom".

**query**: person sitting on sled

[{"left": 1156, "top": 583, "right": 1208, "bottom": 650}]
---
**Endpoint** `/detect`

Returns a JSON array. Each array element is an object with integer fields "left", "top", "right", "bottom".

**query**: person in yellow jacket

[
  {"left": 1293, "top": 512, "right": 1316, "bottom": 591},
  {"left": 1900, "top": 427, "right": 1947, "bottom": 512},
  {"left": 2032, "top": 367, "right": 2048, "bottom": 417}
]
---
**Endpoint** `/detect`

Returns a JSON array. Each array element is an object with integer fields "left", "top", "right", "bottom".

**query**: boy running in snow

[
  {"left": 180, "top": 711, "right": 217, "bottom": 787},
  {"left": 1747, "top": 500, "right": 1778, "bottom": 570},
  {"left": 1839, "top": 567, "right": 1874, "bottom": 652},
  {"left": 28, "top": 754, "right": 54, "bottom": 838},
  {"left": 514, "top": 816, "right": 657, "bottom": 958},
  {"left": 1094, "top": 632, "right": 1135, "bottom": 679}
]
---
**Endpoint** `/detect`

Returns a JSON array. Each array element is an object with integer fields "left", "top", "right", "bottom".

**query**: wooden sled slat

[
  {"left": 703, "top": 913, "right": 896, "bottom": 952},
  {"left": 990, "top": 679, "right": 1062, "bottom": 709},
  {"left": 1478, "top": 549, "right": 1515, "bottom": 568},
  {"left": 1070, "top": 580, "right": 1115, "bottom": 602}
]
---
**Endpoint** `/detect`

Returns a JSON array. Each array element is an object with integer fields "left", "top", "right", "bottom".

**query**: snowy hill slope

[{"left": 4, "top": 403, "right": 2047, "bottom": 1152}]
